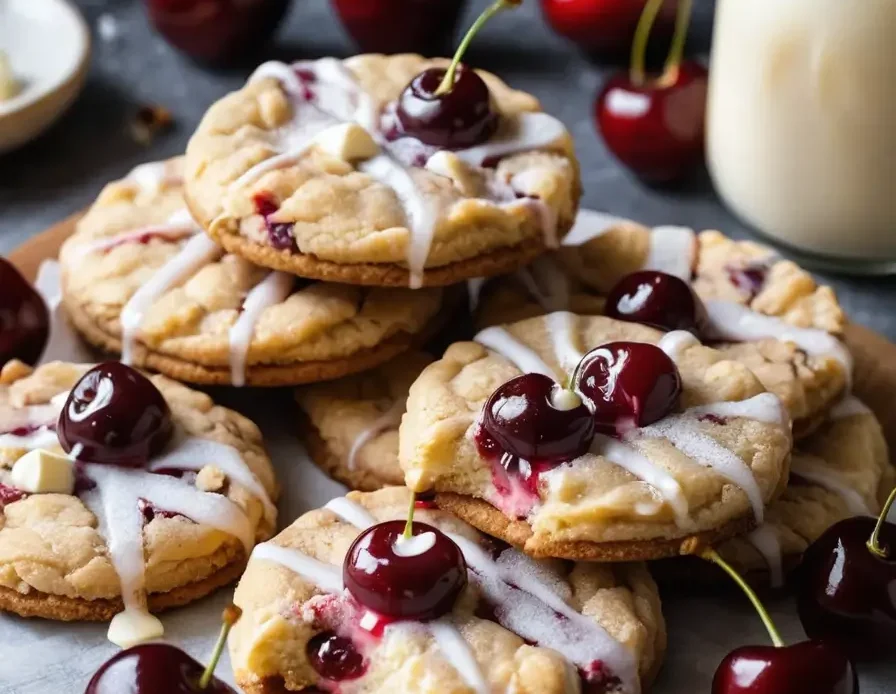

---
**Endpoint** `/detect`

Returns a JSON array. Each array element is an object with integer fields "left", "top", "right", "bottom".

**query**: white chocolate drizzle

[
  {"left": 561, "top": 208, "right": 625, "bottom": 246},
  {"left": 544, "top": 311, "right": 583, "bottom": 373},
  {"left": 228, "top": 271, "right": 295, "bottom": 387},
  {"left": 125, "top": 161, "right": 182, "bottom": 193},
  {"left": 345, "top": 400, "right": 405, "bottom": 471},
  {"left": 644, "top": 226, "right": 696, "bottom": 279},
  {"left": 657, "top": 330, "right": 700, "bottom": 361},
  {"left": 119, "top": 232, "right": 220, "bottom": 364},
  {"left": 790, "top": 456, "right": 874, "bottom": 516},
  {"left": 516, "top": 256, "right": 570, "bottom": 312},
  {"left": 745, "top": 524, "right": 784, "bottom": 588},
  {"left": 685, "top": 393, "right": 788, "bottom": 426},
  {"left": 450, "top": 112, "right": 568, "bottom": 167},
  {"left": 69, "top": 210, "right": 200, "bottom": 260},
  {"left": 474, "top": 326, "right": 558, "bottom": 380},
  {"left": 252, "top": 541, "right": 344, "bottom": 594},
  {"left": 427, "top": 621, "right": 490, "bottom": 694}
]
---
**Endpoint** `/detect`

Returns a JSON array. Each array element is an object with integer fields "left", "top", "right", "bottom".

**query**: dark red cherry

[
  {"left": 85, "top": 643, "right": 236, "bottom": 694},
  {"left": 393, "top": 65, "right": 498, "bottom": 149},
  {"left": 796, "top": 514, "right": 896, "bottom": 661},
  {"left": 331, "top": 0, "right": 466, "bottom": 55},
  {"left": 306, "top": 631, "right": 366, "bottom": 682},
  {"left": 574, "top": 342, "right": 681, "bottom": 434},
  {"left": 712, "top": 641, "right": 858, "bottom": 694},
  {"left": 253, "top": 192, "right": 297, "bottom": 252},
  {"left": 0, "top": 257, "right": 49, "bottom": 366},
  {"left": 481, "top": 373, "right": 595, "bottom": 463},
  {"left": 58, "top": 362, "right": 173, "bottom": 467},
  {"left": 0, "top": 483, "right": 28, "bottom": 507},
  {"left": 605, "top": 270, "right": 703, "bottom": 333},
  {"left": 343, "top": 520, "right": 466, "bottom": 621},
  {"left": 596, "top": 61, "right": 708, "bottom": 184}
]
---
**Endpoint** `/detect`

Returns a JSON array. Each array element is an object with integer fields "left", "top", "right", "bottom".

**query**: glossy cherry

[
  {"left": 605, "top": 270, "right": 703, "bottom": 333},
  {"left": 306, "top": 631, "right": 366, "bottom": 681},
  {"left": 343, "top": 519, "right": 466, "bottom": 621},
  {"left": 58, "top": 362, "right": 173, "bottom": 468},
  {"left": 796, "top": 489, "right": 896, "bottom": 661},
  {"left": 390, "top": 0, "right": 520, "bottom": 149},
  {"left": 332, "top": 0, "right": 467, "bottom": 55},
  {"left": 595, "top": 0, "right": 707, "bottom": 183},
  {"left": 253, "top": 192, "right": 297, "bottom": 252},
  {"left": 540, "top": 0, "right": 678, "bottom": 56},
  {"left": 480, "top": 373, "right": 595, "bottom": 463},
  {"left": 574, "top": 342, "right": 681, "bottom": 434},
  {"left": 0, "top": 257, "right": 49, "bottom": 366},
  {"left": 85, "top": 604, "right": 241, "bottom": 693},
  {"left": 144, "top": 0, "right": 291, "bottom": 65}
]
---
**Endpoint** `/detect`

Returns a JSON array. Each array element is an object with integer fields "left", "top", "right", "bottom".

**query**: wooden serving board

[{"left": 10, "top": 215, "right": 896, "bottom": 457}]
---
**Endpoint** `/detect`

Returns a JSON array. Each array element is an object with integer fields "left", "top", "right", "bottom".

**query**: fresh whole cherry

[
  {"left": 58, "top": 362, "right": 173, "bottom": 467},
  {"left": 85, "top": 605, "right": 241, "bottom": 693},
  {"left": 144, "top": 0, "right": 291, "bottom": 65},
  {"left": 343, "top": 519, "right": 466, "bottom": 621},
  {"left": 594, "top": 0, "right": 707, "bottom": 183},
  {"left": 540, "top": 0, "right": 678, "bottom": 56},
  {"left": 389, "top": 0, "right": 520, "bottom": 149},
  {"left": 574, "top": 342, "right": 681, "bottom": 434},
  {"left": 0, "top": 257, "right": 49, "bottom": 366},
  {"left": 605, "top": 270, "right": 704, "bottom": 333},
  {"left": 796, "top": 488, "right": 896, "bottom": 661},
  {"left": 332, "top": 0, "right": 467, "bottom": 56},
  {"left": 481, "top": 373, "right": 595, "bottom": 463}
]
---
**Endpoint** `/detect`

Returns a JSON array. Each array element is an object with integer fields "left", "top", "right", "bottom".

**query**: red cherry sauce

[
  {"left": 0, "top": 483, "right": 27, "bottom": 507},
  {"left": 253, "top": 192, "right": 297, "bottom": 252}
]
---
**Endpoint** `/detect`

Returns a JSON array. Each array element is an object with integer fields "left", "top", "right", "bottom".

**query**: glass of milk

[{"left": 706, "top": 0, "right": 896, "bottom": 274}]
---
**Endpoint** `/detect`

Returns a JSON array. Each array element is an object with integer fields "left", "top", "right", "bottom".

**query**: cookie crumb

[{"left": 130, "top": 104, "right": 173, "bottom": 146}]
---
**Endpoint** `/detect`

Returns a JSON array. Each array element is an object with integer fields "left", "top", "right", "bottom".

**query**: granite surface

[{"left": 0, "top": 2, "right": 894, "bottom": 693}]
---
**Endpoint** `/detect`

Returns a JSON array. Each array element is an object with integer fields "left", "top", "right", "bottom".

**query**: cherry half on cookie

[
  {"left": 86, "top": 605, "right": 241, "bottom": 693},
  {"left": 0, "top": 257, "right": 50, "bottom": 366},
  {"left": 58, "top": 362, "right": 174, "bottom": 467},
  {"left": 343, "top": 517, "right": 467, "bottom": 621},
  {"left": 595, "top": 0, "right": 707, "bottom": 183},
  {"left": 306, "top": 631, "right": 367, "bottom": 682},
  {"left": 605, "top": 270, "right": 704, "bottom": 333},
  {"left": 796, "top": 487, "right": 896, "bottom": 661},
  {"left": 391, "top": 0, "right": 521, "bottom": 149},
  {"left": 573, "top": 342, "right": 681, "bottom": 434}
]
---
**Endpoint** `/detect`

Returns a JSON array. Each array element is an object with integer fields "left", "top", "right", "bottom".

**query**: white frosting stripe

[
  {"left": 120, "top": 233, "right": 220, "bottom": 364},
  {"left": 251, "top": 542, "right": 344, "bottom": 594},
  {"left": 346, "top": 401, "right": 406, "bottom": 471},
  {"left": 657, "top": 330, "right": 700, "bottom": 361},
  {"left": 228, "top": 271, "right": 295, "bottom": 387},
  {"left": 790, "top": 457, "right": 874, "bottom": 516},
  {"left": 428, "top": 621, "right": 490, "bottom": 694},
  {"left": 324, "top": 496, "right": 377, "bottom": 529},
  {"left": 474, "top": 326, "right": 558, "bottom": 380},
  {"left": 451, "top": 112, "right": 567, "bottom": 167},
  {"left": 686, "top": 393, "right": 788, "bottom": 426},
  {"left": 645, "top": 226, "right": 696, "bottom": 279},
  {"left": 561, "top": 209, "right": 627, "bottom": 246},
  {"left": 544, "top": 311, "right": 583, "bottom": 373},
  {"left": 746, "top": 524, "right": 784, "bottom": 589},
  {"left": 516, "top": 256, "right": 570, "bottom": 312},
  {"left": 71, "top": 219, "right": 199, "bottom": 259}
]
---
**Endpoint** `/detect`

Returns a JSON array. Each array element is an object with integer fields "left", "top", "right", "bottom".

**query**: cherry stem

[
  {"left": 700, "top": 547, "right": 785, "bottom": 648},
  {"left": 630, "top": 0, "right": 666, "bottom": 87},
  {"left": 434, "top": 0, "right": 519, "bottom": 96},
  {"left": 199, "top": 604, "right": 243, "bottom": 689},
  {"left": 660, "top": 0, "right": 693, "bottom": 87},
  {"left": 403, "top": 492, "right": 416, "bottom": 540},
  {"left": 867, "top": 486, "right": 896, "bottom": 559}
]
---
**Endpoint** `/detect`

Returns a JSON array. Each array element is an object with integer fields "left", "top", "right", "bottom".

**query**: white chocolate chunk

[
  {"left": 107, "top": 609, "right": 165, "bottom": 648},
  {"left": 10, "top": 449, "right": 75, "bottom": 494},
  {"left": 313, "top": 123, "right": 379, "bottom": 161}
]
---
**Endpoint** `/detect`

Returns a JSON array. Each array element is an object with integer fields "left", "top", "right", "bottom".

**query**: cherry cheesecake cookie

[
  {"left": 0, "top": 360, "right": 277, "bottom": 648},
  {"left": 399, "top": 313, "right": 793, "bottom": 562},
  {"left": 59, "top": 158, "right": 450, "bottom": 387},
  {"left": 230, "top": 487, "right": 665, "bottom": 694},
  {"left": 183, "top": 54, "right": 579, "bottom": 289}
]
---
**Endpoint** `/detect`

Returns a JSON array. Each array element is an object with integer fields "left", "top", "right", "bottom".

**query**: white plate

[{"left": 0, "top": 0, "right": 90, "bottom": 153}]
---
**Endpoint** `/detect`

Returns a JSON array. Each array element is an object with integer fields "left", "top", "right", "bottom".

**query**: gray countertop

[{"left": 0, "top": 3, "right": 894, "bottom": 693}]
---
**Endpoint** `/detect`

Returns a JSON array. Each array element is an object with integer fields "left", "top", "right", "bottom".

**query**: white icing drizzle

[
  {"left": 125, "top": 161, "right": 181, "bottom": 193},
  {"left": 590, "top": 434, "right": 692, "bottom": 529},
  {"left": 746, "top": 524, "right": 784, "bottom": 588},
  {"left": 790, "top": 457, "right": 874, "bottom": 515},
  {"left": 251, "top": 542, "right": 344, "bottom": 594},
  {"left": 644, "top": 226, "right": 696, "bottom": 279},
  {"left": 829, "top": 395, "right": 872, "bottom": 420},
  {"left": 702, "top": 299, "right": 853, "bottom": 376},
  {"left": 120, "top": 233, "right": 220, "bottom": 364},
  {"left": 544, "top": 311, "right": 583, "bottom": 373},
  {"left": 0, "top": 427, "right": 60, "bottom": 451},
  {"left": 428, "top": 621, "right": 490, "bottom": 694},
  {"left": 450, "top": 112, "right": 568, "bottom": 167},
  {"left": 685, "top": 393, "right": 788, "bottom": 426},
  {"left": 232, "top": 140, "right": 320, "bottom": 189},
  {"left": 324, "top": 496, "right": 377, "bottom": 529},
  {"left": 635, "top": 415, "right": 766, "bottom": 523},
  {"left": 346, "top": 400, "right": 406, "bottom": 471},
  {"left": 561, "top": 209, "right": 627, "bottom": 246},
  {"left": 70, "top": 212, "right": 199, "bottom": 260},
  {"left": 148, "top": 434, "right": 277, "bottom": 525},
  {"left": 228, "top": 271, "right": 294, "bottom": 387},
  {"left": 516, "top": 256, "right": 570, "bottom": 312},
  {"left": 474, "top": 326, "right": 558, "bottom": 380},
  {"left": 657, "top": 330, "right": 700, "bottom": 361}
]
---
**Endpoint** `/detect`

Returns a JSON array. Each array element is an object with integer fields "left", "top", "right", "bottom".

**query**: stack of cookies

[{"left": 0, "top": 50, "right": 887, "bottom": 694}]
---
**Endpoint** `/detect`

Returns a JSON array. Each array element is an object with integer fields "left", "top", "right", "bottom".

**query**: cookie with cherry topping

[
  {"left": 59, "top": 158, "right": 452, "bottom": 387},
  {"left": 400, "top": 313, "right": 793, "bottom": 562},
  {"left": 0, "top": 360, "right": 277, "bottom": 625},
  {"left": 297, "top": 352, "right": 433, "bottom": 491},
  {"left": 184, "top": 54, "right": 579, "bottom": 288},
  {"left": 230, "top": 487, "right": 665, "bottom": 694}
]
